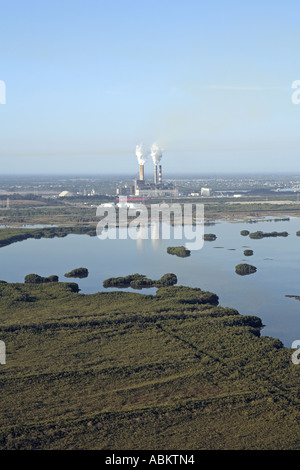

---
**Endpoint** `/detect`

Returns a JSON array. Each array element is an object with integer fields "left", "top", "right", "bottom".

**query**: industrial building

[
  {"left": 134, "top": 163, "right": 178, "bottom": 197},
  {"left": 116, "top": 144, "right": 178, "bottom": 198},
  {"left": 58, "top": 190, "right": 74, "bottom": 197},
  {"left": 201, "top": 187, "right": 211, "bottom": 197}
]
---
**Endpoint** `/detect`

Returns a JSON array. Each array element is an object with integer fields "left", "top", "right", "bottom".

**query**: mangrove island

[
  {"left": 235, "top": 263, "right": 257, "bottom": 276},
  {"left": 167, "top": 246, "right": 191, "bottom": 257}
]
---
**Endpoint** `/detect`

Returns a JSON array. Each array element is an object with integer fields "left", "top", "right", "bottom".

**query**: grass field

[{"left": 0, "top": 281, "right": 299, "bottom": 450}]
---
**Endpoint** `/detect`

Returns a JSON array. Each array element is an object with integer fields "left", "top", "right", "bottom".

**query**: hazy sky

[{"left": 1, "top": 0, "right": 300, "bottom": 175}]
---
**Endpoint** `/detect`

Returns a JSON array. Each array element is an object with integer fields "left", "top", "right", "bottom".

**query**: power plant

[{"left": 116, "top": 143, "right": 178, "bottom": 198}]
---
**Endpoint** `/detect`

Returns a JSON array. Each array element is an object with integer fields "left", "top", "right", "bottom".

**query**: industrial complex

[{"left": 116, "top": 143, "right": 179, "bottom": 198}]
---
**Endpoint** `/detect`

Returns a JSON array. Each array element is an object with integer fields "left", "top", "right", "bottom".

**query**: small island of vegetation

[
  {"left": 285, "top": 294, "right": 300, "bottom": 301},
  {"left": 64, "top": 267, "right": 89, "bottom": 278},
  {"left": 249, "top": 231, "right": 288, "bottom": 239},
  {"left": 203, "top": 233, "right": 217, "bottom": 241},
  {"left": 167, "top": 246, "right": 191, "bottom": 257},
  {"left": 103, "top": 273, "right": 177, "bottom": 289},
  {"left": 240, "top": 230, "right": 250, "bottom": 236},
  {"left": 235, "top": 263, "right": 257, "bottom": 276},
  {"left": 243, "top": 249, "right": 253, "bottom": 256}
]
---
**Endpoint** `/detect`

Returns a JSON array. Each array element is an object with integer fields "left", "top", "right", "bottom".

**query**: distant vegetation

[
  {"left": 203, "top": 233, "right": 217, "bottom": 241},
  {"left": 247, "top": 217, "right": 290, "bottom": 224},
  {"left": 249, "top": 231, "right": 288, "bottom": 239},
  {"left": 235, "top": 263, "right": 257, "bottom": 275},
  {"left": 1, "top": 188, "right": 300, "bottom": 227},
  {"left": 64, "top": 267, "right": 89, "bottom": 278},
  {"left": 167, "top": 246, "right": 191, "bottom": 257},
  {"left": 0, "top": 226, "right": 97, "bottom": 248},
  {"left": 243, "top": 249, "right": 253, "bottom": 256},
  {"left": 285, "top": 294, "right": 300, "bottom": 301},
  {"left": 240, "top": 230, "right": 250, "bottom": 236},
  {"left": 103, "top": 273, "right": 177, "bottom": 289}
]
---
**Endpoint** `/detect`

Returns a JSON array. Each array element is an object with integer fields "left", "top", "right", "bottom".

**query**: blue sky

[{"left": 0, "top": 0, "right": 300, "bottom": 175}]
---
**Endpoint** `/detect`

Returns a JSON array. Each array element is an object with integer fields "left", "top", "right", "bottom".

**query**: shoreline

[{"left": 0, "top": 211, "right": 299, "bottom": 227}]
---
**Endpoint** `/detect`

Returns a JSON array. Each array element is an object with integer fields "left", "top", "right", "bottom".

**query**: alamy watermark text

[
  {"left": 291, "top": 340, "right": 300, "bottom": 364},
  {"left": 96, "top": 197, "right": 204, "bottom": 251},
  {"left": 0, "top": 341, "right": 6, "bottom": 364}
]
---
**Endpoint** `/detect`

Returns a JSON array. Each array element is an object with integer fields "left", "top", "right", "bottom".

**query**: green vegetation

[
  {"left": 235, "top": 263, "right": 257, "bottom": 276},
  {"left": 1, "top": 191, "right": 300, "bottom": 227},
  {"left": 167, "top": 246, "right": 191, "bottom": 257},
  {"left": 203, "top": 233, "right": 217, "bottom": 241},
  {"left": 240, "top": 230, "right": 250, "bottom": 236},
  {"left": 0, "top": 280, "right": 299, "bottom": 450},
  {"left": 0, "top": 226, "right": 97, "bottom": 248},
  {"left": 243, "top": 249, "right": 253, "bottom": 256},
  {"left": 64, "top": 267, "right": 89, "bottom": 279},
  {"left": 249, "top": 231, "right": 288, "bottom": 239},
  {"left": 285, "top": 295, "right": 300, "bottom": 301},
  {"left": 0, "top": 205, "right": 100, "bottom": 226},
  {"left": 103, "top": 273, "right": 177, "bottom": 290},
  {"left": 24, "top": 273, "right": 59, "bottom": 284}
]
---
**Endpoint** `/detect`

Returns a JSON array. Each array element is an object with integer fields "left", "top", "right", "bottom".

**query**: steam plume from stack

[
  {"left": 136, "top": 143, "right": 148, "bottom": 165},
  {"left": 150, "top": 143, "right": 163, "bottom": 165},
  {"left": 151, "top": 143, "right": 163, "bottom": 185}
]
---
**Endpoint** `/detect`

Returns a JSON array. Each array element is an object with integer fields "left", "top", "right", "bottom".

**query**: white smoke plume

[
  {"left": 136, "top": 143, "right": 148, "bottom": 165},
  {"left": 150, "top": 143, "right": 163, "bottom": 165}
]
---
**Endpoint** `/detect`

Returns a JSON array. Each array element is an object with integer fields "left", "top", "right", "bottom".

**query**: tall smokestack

[
  {"left": 139, "top": 164, "right": 144, "bottom": 181},
  {"left": 136, "top": 143, "right": 148, "bottom": 182},
  {"left": 159, "top": 165, "right": 162, "bottom": 184},
  {"left": 154, "top": 164, "right": 158, "bottom": 185}
]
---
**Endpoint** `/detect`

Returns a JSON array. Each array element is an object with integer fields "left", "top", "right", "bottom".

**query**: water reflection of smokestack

[
  {"left": 151, "top": 221, "right": 161, "bottom": 250},
  {"left": 154, "top": 164, "right": 158, "bottom": 185},
  {"left": 159, "top": 165, "right": 162, "bottom": 184},
  {"left": 139, "top": 164, "right": 144, "bottom": 181},
  {"left": 136, "top": 226, "right": 144, "bottom": 251}
]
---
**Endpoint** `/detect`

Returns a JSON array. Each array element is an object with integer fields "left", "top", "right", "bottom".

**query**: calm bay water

[{"left": 1, "top": 217, "right": 300, "bottom": 346}]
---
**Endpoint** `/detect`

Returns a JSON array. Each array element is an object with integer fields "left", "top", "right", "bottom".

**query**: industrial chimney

[
  {"left": 158, "top": 165, "right": 162, "bottom": 184},
  {"left": 154, "top": 164, "right": 158, "bottom": 185},
  {"left": 139, "top": 164, "right": 144, "bottom": 181},
  {"left": 136, "top": 143, "right": 147, "bottom": 182}
]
